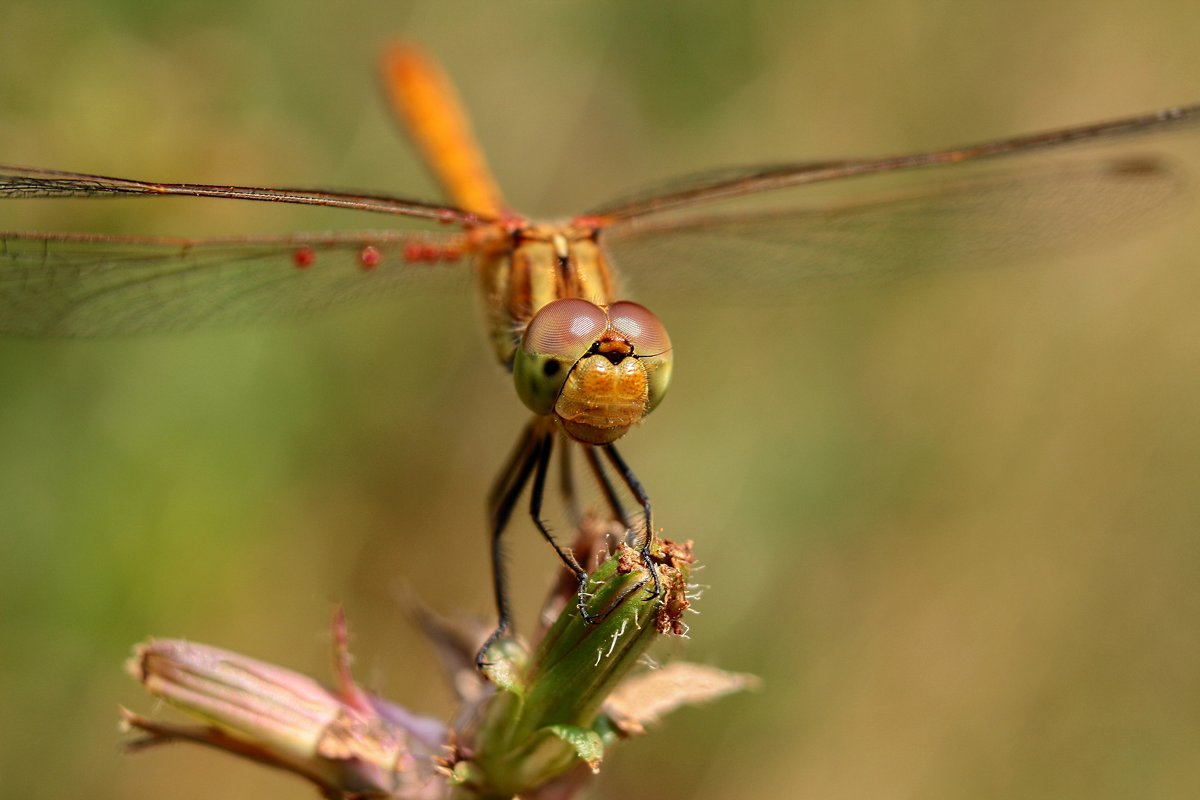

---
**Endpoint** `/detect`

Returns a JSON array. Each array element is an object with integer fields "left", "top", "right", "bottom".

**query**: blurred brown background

[{"left": 1, "top": 1, "right": 1198, "bottom": 798}]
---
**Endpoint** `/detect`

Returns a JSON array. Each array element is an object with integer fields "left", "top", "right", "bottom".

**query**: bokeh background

[{"left": 2, "top": 1, "right": 1199, "bottom": 798}]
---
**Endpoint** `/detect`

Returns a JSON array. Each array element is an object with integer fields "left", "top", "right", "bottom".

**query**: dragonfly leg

[
  {"left": 477, "top": 421, "right": 599, "bottom": 666},
  {"left": 477, "top": 423, "right": 542, "bottom": 667},
  {"left": 528, "top": 434, "right": 598, "bottom": 624},
  {"left": 558, "top": 438, "right": 583, "bottom": 529},
  {"left": 487, "top": 420, "right": 539, "bottom": 517},
  {"left": 602, "top": 443, "right": 661, "bottom": 601},
  {"left": 583, "top": 444, "right": 634, "bottom": 531}
]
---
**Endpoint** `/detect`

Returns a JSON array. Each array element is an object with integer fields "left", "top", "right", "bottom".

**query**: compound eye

[
  {"left": 608, "top": 301, "right": 671, "bottom": 356},
  {"left": 513, "top": 299, "right": 607, "bottom": 415},
  {"left": 523, "top": 298, "right": 607, "bottom": 358},
  {"left": 607, "top": 300, "right": 673, "bottom": 414}
]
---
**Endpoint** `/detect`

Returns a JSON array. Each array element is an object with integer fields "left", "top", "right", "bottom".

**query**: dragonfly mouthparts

[{"left": 593, "top": 335, "right": 634, "bottom": 364}]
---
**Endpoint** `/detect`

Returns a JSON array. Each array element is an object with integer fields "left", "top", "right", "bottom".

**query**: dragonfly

[{"left": 2, "top": 44, "right": 1197, "bottom": 665}]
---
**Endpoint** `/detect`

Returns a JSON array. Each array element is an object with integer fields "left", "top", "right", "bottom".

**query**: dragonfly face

[{"left": 514, "top": 295, "right": 673, "bottom": 445}]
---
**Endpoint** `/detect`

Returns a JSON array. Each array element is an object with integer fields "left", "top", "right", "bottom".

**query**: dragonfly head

[{"left": 513, "top": 298, "right": 673, "bottom": 445}]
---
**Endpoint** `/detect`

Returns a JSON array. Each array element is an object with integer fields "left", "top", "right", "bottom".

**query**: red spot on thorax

[
  {"left": 293, "top": 246, "right": 316, "bottom": 269},
  {"left": 358, "top": 245, "right": 381, "bottom": 270},
  {"left": 404, "top": 242, "right": 424, "bottom": 263}
]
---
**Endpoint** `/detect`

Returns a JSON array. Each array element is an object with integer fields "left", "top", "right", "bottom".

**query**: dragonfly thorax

[{"left": 475, "top": 223, "right": 615, "bottom": 365}]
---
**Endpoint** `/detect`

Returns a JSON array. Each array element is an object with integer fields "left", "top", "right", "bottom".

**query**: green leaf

[{"left": 544, "top": 724, "right": 605, "bottom": 772}]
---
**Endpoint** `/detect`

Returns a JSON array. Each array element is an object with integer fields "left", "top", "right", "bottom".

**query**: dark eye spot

[{"left": 542, "top": 359, "right": 562, "bottom": 377}]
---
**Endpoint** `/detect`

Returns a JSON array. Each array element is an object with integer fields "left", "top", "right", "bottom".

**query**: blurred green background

[{"left": 2, "top": 1, "right": 1199, "bottom": 798}]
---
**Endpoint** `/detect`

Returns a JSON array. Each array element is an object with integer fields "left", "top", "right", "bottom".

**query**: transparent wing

[
  {"left": 599, "top": 147, "right": 1193, "bottom": 304},
  {"left": 0, "top": 230, "right": 471, "bottom": 336},
  {"left": 588, "top": 104, "right": 1200, "bottom": 223},
  {"left": 0, "top": 164, "right": 485, "bottom": 224}
]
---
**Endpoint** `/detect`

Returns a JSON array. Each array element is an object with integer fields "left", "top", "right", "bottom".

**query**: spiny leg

[
  {"left": 477, "top": 423, "right": 543, "bottom": 667},
  {"left": 478, "top": 424, "right": 602, "bottom": 666},
  {"left": 547, "top": 440, "right": 592, "bottom": 603},
  {"left": 559, "top": 437, "right": 583, "bottom": 529},
  {"left": 488, "top": 420, "right": 539, "bottom": 516},
  {"left": 528, "top": 434, "right": 597, "bottom": 624},
  {"left": 583, "top": 443, "right": 633, "bottom": 531},
  {"left": 602, "top": 442, "right": 662, "bottom": 601}
]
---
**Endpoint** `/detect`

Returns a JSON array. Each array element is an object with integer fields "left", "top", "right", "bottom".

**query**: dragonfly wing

[
  {"left": 0, "top": 231, "right": 470, "bottom": 336},
  {"left": 599, "top": 151, "right": 1192, "bottom": 303},
  {"left": 0, "top": 164, "right": 483, "bottom": 223},
  {"left": 589, "top": 104, "right": 1200, "bottom": 223}
]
